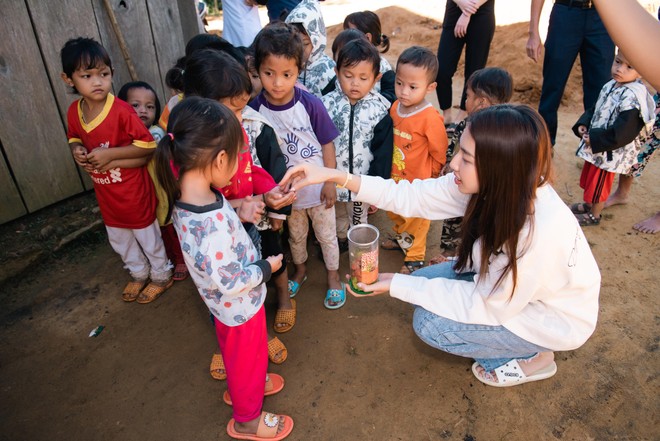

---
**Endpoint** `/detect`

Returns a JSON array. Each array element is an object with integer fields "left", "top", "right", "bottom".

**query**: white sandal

[{"left": 472, "top": 359, "right": 557, "bottom": 387}]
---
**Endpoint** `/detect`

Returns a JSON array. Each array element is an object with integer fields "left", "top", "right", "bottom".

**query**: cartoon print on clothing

[
  {"left": 202, "top": 287, "right": 223, "bottom": 304},
  {"left": 189, "top": 217, "right": 218, "bottom": 246},
  {"left": 173, "top": 193, "right": 269, "bottom": 327},
  {"left": 217, "top": 261, "right": 248, "bottom": 290},
  {"left": 194, "top": 251, "right": 213, "bottom": 275}
]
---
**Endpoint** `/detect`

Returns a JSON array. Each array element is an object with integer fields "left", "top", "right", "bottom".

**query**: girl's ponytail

[
  {"left": 165, "top": 57, "right": 186, "bottom": 93},
  {"left": 343, "top": 11, "right": 389, "bottom": 54},
  {"left": 154, "top": 133, "right": 179, "bottom": 224},
  {"left": 379, "top": 33, "right": 390, "bottom": 54}
]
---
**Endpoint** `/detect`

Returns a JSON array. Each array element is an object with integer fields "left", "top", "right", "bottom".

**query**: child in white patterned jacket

[{"left": 322, "top": 38, "right": 393, "bottom": 252}]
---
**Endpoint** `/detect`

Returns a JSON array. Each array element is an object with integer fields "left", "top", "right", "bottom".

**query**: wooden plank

[
  {"left": 0, "top": 147, "right": 27, "bottom": 224},
  {"left": 0, "top": 1, "right": 84, "bottom": 213},
  {"left": 177, "top": 0, "right": 205, "bottom": 46},
  {"left": 146, "top": 0, "right": 187, "bottom": 96},
  {"left": 93, "top": 0, "right": 165, "bottom": 99},
  {"left": 27, "top": 0, "right": 101, "bottom": 191}
]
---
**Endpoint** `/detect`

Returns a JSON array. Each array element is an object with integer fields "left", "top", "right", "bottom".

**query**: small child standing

[
  {"left": 435, "top": 67, "right": 513, "bottom": 256},
  {"left": 383, "top": 46, "right": 448, "bottom": 274},
  {"left": 285, "top": 0, "right": 336, "bottom": 97},
  {"left": 570, "top": 50, "right": 655, "bottom": 227},
  {"left": 182, "top": 49, "right": 294, "bottom": 376},
  {"left": 250, "top": 23, "right": 345, "bottom": 309},
  {"left": 118, "top": 81, "right": 189, "bottom": 281},
  {"left": 322, "top": 39, "right": 393, "bottom": 251},
  {"left": 61, "top": 37, "right": 172, "bottom": 302},
  {"left": 156, "top": 97, "right": 294, "bottom": 440}
]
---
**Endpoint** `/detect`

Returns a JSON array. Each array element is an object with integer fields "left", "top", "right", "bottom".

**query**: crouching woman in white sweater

[{"left": 279, "top": 104, "right": 601, "bottom": 387}]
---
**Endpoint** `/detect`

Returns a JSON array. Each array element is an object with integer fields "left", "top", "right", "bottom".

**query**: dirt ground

[{"left": 1, "top": 4, "right": 659, "bottom": 441}]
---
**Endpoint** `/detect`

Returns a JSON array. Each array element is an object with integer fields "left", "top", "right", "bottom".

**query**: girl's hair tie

[{"left": 167, "top": 133, "right": 174, "bottom": 141}]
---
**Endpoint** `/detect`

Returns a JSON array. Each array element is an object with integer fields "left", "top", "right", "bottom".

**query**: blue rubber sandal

[
  {"left": 324, "top": 284, "right": 346, "bottom": 310},
  {"left": 287, "top": 275, "right": 307, "bottom": 298}
]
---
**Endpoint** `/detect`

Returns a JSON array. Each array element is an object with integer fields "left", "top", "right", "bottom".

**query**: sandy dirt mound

[{"left": 328, "top": 6, "right": 585, "bottom": 108}]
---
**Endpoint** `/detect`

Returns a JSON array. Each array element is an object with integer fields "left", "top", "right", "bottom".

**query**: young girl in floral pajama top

[{"left": 155, "top": 97, "right": 294, "bottom": 440}]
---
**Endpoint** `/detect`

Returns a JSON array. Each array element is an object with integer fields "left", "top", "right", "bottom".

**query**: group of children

[{"left": 59, "top": 0, "right": 658, "bottom": 439}]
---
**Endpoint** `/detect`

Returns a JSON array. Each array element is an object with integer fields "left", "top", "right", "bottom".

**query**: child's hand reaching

[
  {"left": 279, "top": 163, "right": 336, "bottom": 192},
  {"left": 266, "top": 253, "right": 283, "bottom": 273},
  {"left": 320, "top": 182, "right": 337, "bottom": 208},
  {"left": 237, "top": 195, "right": 266, "bottom": 224},
  {"left": 264, "top": 187, "right": 295, "bottom": 210}
]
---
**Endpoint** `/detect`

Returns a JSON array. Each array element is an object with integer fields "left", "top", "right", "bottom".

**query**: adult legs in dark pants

[
  {"left": 436, "top": 2, "right": 495, "bottom": 121},
  {"left": 538, "top": 4, "right": 614, "bottom": 145}
]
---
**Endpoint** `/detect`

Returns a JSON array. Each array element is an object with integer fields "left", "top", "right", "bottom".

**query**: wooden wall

[{"left": 0, "top": 0, "right": 200, "bottom": 224}]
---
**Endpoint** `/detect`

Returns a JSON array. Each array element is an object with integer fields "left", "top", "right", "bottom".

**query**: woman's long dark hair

[
  {"left": 155, "top": 97, "right": 242, "bottom": 222},
  {"left": 454, "top": 104, "right": 554, "bottom": 296}
]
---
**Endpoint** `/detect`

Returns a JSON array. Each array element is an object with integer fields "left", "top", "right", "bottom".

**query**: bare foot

[
  {"left": 633, "top": 212, "right": 660, "bottom": 234},
  {"left": 474, "top": 352, "right": 555, "bottom": 384},
  {"left": 604, "top": 191, "right": 629, "bottom": 208}
]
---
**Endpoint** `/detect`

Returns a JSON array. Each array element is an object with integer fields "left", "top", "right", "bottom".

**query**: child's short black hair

[
  {"left": 396, "top": 46, "right": 438, "bottom": 84},
  {"left": 253, "top": 22, "right": 304, "bottom": 72},
  {"left": 166, "top": 34, "right": 247, "bottom": 94},
  {"left": 331, "top": 28, "right": 368, "bottom": 60},
  {"left": 336, "top": 39, "right": 380, "bottom": 78},
  {"left": 183, "top": 49, "right": 252, "bottom": 101},
  {"left": 60, "top": 37, "right": 113, "bottom": 92},
  {"left": 184, "top": 33, "right": 246, "bottom": 67},
  {"left": 117, "top": 81, "right": 162, "bottom": 124},
  {"left": 467, "top": 67, "right": 513, "bottom": 105}
]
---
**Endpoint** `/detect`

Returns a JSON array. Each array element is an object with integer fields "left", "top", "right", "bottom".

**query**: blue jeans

[
  {"left": 539, "top": 4, "right": 614, "bottom": 145},
  {"left": 410, "top": 262, "right": 550, "bottom": 372}
]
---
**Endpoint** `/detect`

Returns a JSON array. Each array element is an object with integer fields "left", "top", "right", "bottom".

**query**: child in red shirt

[{"left": 61, "top": 37, "right": 172, "bottom": 303}]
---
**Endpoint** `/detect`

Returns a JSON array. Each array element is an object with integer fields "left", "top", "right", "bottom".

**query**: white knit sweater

[{"left": 356, "top": 174, "right": 601, "bottom": 351}]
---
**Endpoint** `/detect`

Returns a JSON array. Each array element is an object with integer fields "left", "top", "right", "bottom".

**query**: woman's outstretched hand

[
  {"left": 345, "top": 273, "right": 394, "bottom": 297},
  {"left": 279, "top": 163, "right": 336, "bottom": 193}
]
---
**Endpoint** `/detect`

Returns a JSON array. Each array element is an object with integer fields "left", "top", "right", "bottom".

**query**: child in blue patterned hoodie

[{"left": 155, "top": 97, "right": 294, "bottom": 440}]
